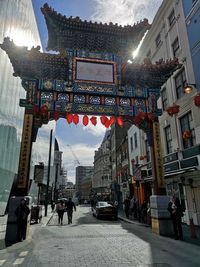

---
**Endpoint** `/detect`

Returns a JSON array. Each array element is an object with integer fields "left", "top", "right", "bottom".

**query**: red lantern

[
  {"left": 117, "top": 116, "right": 124, "bottom": 126},
  {"left": 82, "top": 115, "right": 89, "bottom": 126},
  {"left": 166, "top": 103, "right": 180, "bottom": 116},
  {"left": 104, "top": 119, "right": 111, "bottom": 128},
  {"left": 40, "top": 104, "right": 48, "bottom": 115},
  {"left": 147, "top": 112, "right": 155, "bottom": 122},
  {"left": 133, "top": 116, "right": 142, "bottom": 125},
  {"left": 73, "top": 114, "right": 79, "bottom": 125},
  {"left": 66, "top": 113, "right": 73, "bottom": 124},
  {"left": 110, "top": 116, "right": 116, "bottom": 125},
  {"left": 137, "top": 111, "right": 146, "bottom": 120},
  {"left": 194, "top": 95, "right": 200, "bottom": 107},
  {"left": 182, "top": 131, "right": 192, "bottom": 139},
  {"left": 90, "top": 116, "right": 97, "bottom": 126},
  {"left": 53, "top": 111, "right": 60, "bottom": 121},
  {"left": 100, "top": 116, "right": 107, "bottom": 125}
]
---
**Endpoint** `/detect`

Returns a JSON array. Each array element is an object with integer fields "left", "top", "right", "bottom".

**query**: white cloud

[
  {"left": 82, "top": 116, "right": 106, "bottom": 137},
  {"left": 92, "top": 0, "right": 162, "bottom": 25}
]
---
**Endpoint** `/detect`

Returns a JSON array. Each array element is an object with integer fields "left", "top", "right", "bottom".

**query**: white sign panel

[{"left": 75, "top": 59, "right": 115, "bottom": 84}]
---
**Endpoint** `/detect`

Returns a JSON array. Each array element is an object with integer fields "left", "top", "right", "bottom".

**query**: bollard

[{"left": 189, "top": 218, "right": 197, "bottom": 239}]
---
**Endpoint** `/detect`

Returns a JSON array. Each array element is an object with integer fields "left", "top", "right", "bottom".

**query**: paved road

[{"left": 0, "top": 205, "right": 200, "bottom": 267}]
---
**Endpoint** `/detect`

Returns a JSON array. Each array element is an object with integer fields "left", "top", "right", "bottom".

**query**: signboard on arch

[{"left": 73, "top": 57, "right": 117, "bottom": 85}]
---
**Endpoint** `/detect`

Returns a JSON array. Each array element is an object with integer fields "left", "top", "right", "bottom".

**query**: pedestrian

[
  {"left": 168, "top": 196, "right": 184, "bottom": 240},
  {"left": 15, "top": 198, "right": 30, "bottom": 242},
  {"left": 123, "top": 196, "right": 130, "bottom": 219},
  {"left": 56, "top": 200, "right": 65, "bottom": 225},
  {"left": 141, "top": 199, "right": 148, "bottom": 223},
  {"left": 51, "top": 202, "right": 55, "bottom": 212},
  {"left": 66, "top": 197, "right": 76, "bottom": 224}
]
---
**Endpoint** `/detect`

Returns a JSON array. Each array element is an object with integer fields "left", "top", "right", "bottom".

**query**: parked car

[{"left": 92, "top": 201, "right": 117, "bottom": 220}]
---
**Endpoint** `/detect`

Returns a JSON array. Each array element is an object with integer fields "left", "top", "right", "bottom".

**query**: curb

[{"left": 118, "top": 215, "right": 150, "bottom": 228}]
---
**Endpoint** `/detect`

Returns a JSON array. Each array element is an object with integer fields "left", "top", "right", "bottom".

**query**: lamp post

[{"left": 45, "top": 129, "right": 53, "bottom": 216}]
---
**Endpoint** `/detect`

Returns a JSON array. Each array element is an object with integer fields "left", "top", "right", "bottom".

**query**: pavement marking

[
  {"left": 19, "top": 251, "right": 28, "bottom": 257},
  {"left": 0, "top": 260, "right": 6, "bottom": 266},
  {"left": 13, "top": 258, "right": 24, "bottom": 265}
]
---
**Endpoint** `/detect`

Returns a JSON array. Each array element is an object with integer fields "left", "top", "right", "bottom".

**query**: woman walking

[{"left": 56, "top": 200, "right": 65, "bottom": 225}]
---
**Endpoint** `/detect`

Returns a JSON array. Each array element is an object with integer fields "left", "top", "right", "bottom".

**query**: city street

[{"left": 0, "top": 206, "right": 200, "bottom": 267}]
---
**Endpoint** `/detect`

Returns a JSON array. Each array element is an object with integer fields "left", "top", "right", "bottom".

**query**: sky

[{"left": 32, "top": 0, "right": 163, "bottom": 183}]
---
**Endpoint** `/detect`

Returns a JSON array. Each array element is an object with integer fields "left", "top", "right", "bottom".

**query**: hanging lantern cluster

[
  {"left": 65, "top": 114, "right": 124, "bottom": 128},
  {"left": 182, "top": 131, "right": 192, "bottom": 139},
  {"left": 166, "top": 103, "right": 180, "bottom": 116},
  {"left": 133, "top": 111, "right": 155, "bottom": 126},
  {"left": 194, "top": 95, "right": 200, "bottom": 107}
]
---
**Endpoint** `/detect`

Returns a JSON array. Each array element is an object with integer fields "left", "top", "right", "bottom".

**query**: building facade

[
  {"left": 75, "top": 166, "right": 94, "bottom": 202},
  {"left": 137, "top": 0, "right": 200, "bottom": 225},
  {"left": 93, "top": 130, "right": 112, "bottom": 200}
]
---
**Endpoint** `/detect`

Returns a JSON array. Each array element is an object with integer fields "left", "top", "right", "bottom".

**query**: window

[
  {"left": 174, "top": 68, "right": 187, "bottom": 99},
  {"left": 168, "top": 9, "right": 175, "bottom": 27},
  {"left": 161, "top": 87, "right": 168, "bottom": 110},
  {"left": 180, "top": 112, "right": 195, "bottom": 149},
  {"left": 164, "top": 126, "right": 173, "bottom": 154},
  {"left": 172, "top": 37, "right": 180, "bottom": 58},
  {"left": 155, "top": 33, "right": 161, "bottom": 48},
  {"left": 130, "top": 137, "right": 133, "bottom": 152},
  {"left": 134, "top": 132, "right": 137, "bottom": 148}
]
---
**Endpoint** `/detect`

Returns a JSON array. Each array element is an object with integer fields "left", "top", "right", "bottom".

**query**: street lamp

[{"left": 184, "top": 83, "right": 196, "bottom": 94}]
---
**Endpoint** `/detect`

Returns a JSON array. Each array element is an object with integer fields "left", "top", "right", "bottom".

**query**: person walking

[
  {"left": 66, "top": 198, "right": 76, "bottom": 224},
  {"left": 56, "top": 200, "right": 65, "bottom": 225},
  {"left": 168, "top": 196, "right": 184, "bottom": 240},
  {"left": 123, "top": 196, "right": 130, "bottom": 219},
  {"left": 15, "top": 198, "right": 30, "bottom": 242}
]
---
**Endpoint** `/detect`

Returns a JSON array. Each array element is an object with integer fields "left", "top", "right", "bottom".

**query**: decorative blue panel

[
  {"left": 40, "top": 92, "right": 53, "bottom": 100},
  {"left": 133, "top": 88, "right": 147, "bottom": 98},
  {"left": 39, "top": 80, "right": 55, "bottom": 90},
  {"left": 105, "top": 97, "right": 116, "bottom": 106},
  {"left": 57, "top": 93, "right": 69, "bottom": 102},
  {"left": 120, "top": 98, "right": 130, "bottom": 107},
  {"left": 134, "top": 99, "right": 147, "bottom": 115},
  {"left": 90, "top": 96, "right": 101, "bottom": 105},
  {"left": 74, "top": 94, "right": 86, "bottom": 103}
]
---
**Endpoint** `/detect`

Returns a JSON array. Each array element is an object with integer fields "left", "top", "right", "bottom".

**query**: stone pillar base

[{"left": 150, "top": 195, "right": 173, "bottom": 236}]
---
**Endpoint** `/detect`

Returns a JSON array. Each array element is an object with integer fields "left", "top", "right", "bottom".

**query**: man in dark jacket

[
  {"left": 15, "top": 198, "right": 30, "bottom": 242},
  {"left": 168, "top": 196, "right": 184, "bottom": 240},
  {"left": 66, "top": 198, "right": 76, "bottom": 224}
]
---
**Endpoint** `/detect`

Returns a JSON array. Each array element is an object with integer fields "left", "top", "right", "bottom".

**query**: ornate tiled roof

[
  {"left": 121, "top": 58, "right": 182, "bottom": 88},
  {"left": 41, "top": 3, "right": 150, "bottom": 56},
  {"left": 0, "top": 37, "right": 68, "bottom": 80},
  {"left": 0, "top": 38, "right": 181, "bottom": 88}
]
